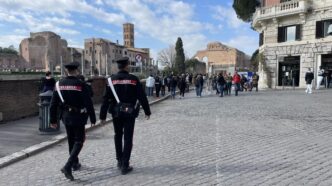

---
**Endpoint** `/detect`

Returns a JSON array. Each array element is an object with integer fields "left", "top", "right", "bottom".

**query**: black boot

[
  {"left": 63, "top": 142, "right": 83, "bottom": 179},
  {"left": 61, "top": 165, "right": 74, "bottom": 181},
  {"left": 121, "top": 162, "right": 133, "bottom": 175},
  {"left": 72, "top": 162, "right": 81, "bottom": 171},
  {"left": 117, "top": 161, "right": 122, "bottom": 170}
]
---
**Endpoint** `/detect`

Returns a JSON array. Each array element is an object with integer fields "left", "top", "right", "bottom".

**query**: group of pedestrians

[
  {"left": 195, "top": 71, "right": 260, "bottom": 97},
  {"left": 305, "top": 66, "right": 332, "bottom": 94},
  {"left": 145, "top": 73, "right": 193, "bottom": 99}
]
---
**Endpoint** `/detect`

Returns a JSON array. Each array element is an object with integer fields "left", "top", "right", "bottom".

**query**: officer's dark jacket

[
  {"left": 100, "top": 70, "right": 151, "bottom": 120},
  {"left": 50, "top": 76, "right": 96, "bottom": 125}
]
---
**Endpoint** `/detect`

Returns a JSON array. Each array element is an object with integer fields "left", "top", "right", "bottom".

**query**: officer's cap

[
  {"left": 116, "top": 57, "right": 129, "bottom": 65},
  {"left": 64, "top": 62, "right": 80, "bottom": 70}
]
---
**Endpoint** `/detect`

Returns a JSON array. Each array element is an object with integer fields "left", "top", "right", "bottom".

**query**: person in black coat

[
  {"left": 41, "top": 71, "right": 56, "bottom": 92},
  {"left": 170, "top": 75, "right": 178, "bottom": 99},
  {"left": 155, "top": 76, "right": 161, "bottom": 98},
  {"left": 99, "top": 57, "right": 151, "bottom": 175},
  {"left": 305, "top": 68, "right": 314, "bottom": 94},
  {"left": 217, "top": 73, "right": 226, "bottom": 97},
  {"left": 50, "top": 62, "right": 96, "bottom": 181},
  {"left": 178, "top": 74, "right": 187, "bottom": 98}
]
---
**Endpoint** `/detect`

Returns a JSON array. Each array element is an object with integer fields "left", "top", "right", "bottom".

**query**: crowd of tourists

[{"left": 144, "top": 71, "right": 260, "bottom": 99}]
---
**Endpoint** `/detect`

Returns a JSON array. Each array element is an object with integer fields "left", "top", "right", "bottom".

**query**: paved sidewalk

[
  {"left": 0, "top": 96, "right": 161, "bottom": 159},
  {"left": 1, "top": 90, "right": 332, "bottom": 185}
]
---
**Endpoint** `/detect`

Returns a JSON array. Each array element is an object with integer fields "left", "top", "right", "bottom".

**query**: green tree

[
  {"left": 233, "top": 0, "right": 260, "bottom": 22},
  {"left": 185, "top": 58, "right": 206, "bottom": 73},
  {"left": 175, "top": 37, "right": 185, "bottom": 74},
  {"left": 250, "top": 49, "right": 259, "bottom": 71},
  {"left": 0, "top": 45, "right": 18, "bottom": 55}
]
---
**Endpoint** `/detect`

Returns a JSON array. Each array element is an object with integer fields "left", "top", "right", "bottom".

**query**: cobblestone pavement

[{"left": 0, "top": 90, "right": 332, "bottom": 185}]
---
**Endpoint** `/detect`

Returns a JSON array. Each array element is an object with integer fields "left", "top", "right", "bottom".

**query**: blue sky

[{"left": 0, "top": 0, "right": 258, "bottom": 58}]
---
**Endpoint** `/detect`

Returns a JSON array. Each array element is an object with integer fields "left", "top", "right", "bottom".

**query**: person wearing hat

[
  {"left": 100, "top": 56, "right": 151, "bottom": 175},
  {"left": 49, "top": 61, "right": 96, "bottom": 181}
]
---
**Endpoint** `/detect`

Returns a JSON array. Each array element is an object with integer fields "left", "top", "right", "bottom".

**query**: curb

[{"left": 0, "top": 93, "right": 174, "bottom": 169}]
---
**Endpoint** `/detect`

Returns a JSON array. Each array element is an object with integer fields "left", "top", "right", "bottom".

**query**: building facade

[
  {"left": 253, "top": 0, "right": 332, "bottom": 88},
  {"left": 194, "top": 42, "right": 250, "bottom": 74},
  {"left": 84, "top": 38, "right": 150, "bottom": 76},
  {"left": 19, "top": 31, "right": 68, "bottom": 71}
]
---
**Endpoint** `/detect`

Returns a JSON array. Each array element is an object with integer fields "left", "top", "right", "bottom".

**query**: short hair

[{"left": 45, "top": 71, "right": 51, "bottom": 76}]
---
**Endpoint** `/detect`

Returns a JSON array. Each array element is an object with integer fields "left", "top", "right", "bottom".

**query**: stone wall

[{"left": 0, "top": 77, "right": 106, "bottom": 122}]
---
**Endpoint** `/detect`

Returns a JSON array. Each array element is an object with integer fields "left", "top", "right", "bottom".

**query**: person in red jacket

[{"left": 232, "top": 71, "right": 241, "bottom": 96}]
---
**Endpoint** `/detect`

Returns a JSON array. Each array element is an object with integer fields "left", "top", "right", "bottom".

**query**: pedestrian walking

[
  {"left": 50, "top": 62, "right": 96, "bottom": 181},
  {"left": 170, "top": 75, "right": 178, "bottom": 99},
  {"left": 217, "top": 73, "right": 226, "bottom": 97},
  {"left": 305, "top": 68, "right": 314, "bottom": 94},
  {"left": 240, "top": 74, "right": 248, "bottom": 92},
  {"left": 178, "top": 74, "right": 186, "bottom": 98},
  {"left": 195, "top": 74, "right": 203, "bottom": 97},
  {"left": 167, "top": 75, "right": 171, "bottom": 92},
  {"left": 233, "top": 71, "right": 241, "bottom": 96},
  {"left": 316, "top": 66, "right": 325, "bottom": 90},
  {"left": 161, "top": 75, "right": 166, "bottom": 96},
  {"left": 146, "top": 74, "right": 155, "bottom": 97},
  {"left": 155, "top": 76, "right": 161, "bottom": 98},
  {"left": 100, "top": 57, "right": 151, "bottom": 175},
  {"left": 225, "top": 73, "right": 232, "bottom": 96},
  {"left": 251, "top": 72, "right": 259, "bottom": 92},
  {"left": 41, "top": 71, "right": 56, "bottom": 93}
]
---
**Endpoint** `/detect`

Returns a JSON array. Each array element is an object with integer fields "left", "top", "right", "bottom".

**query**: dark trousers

[
  {"left": 113, "top": 117, "right": 136, "bottom": 167},
  {"left": 225, "top": 82, "right": 232, "bottom": 95},
  {"left": 252, "top": 84, "right": 258, "bottom": 91},
  {"left": 161, "top": 85, "right": 166, "bottom": 96},
  {"left": 65, "top": 124, "right": 85, "bottom": 167},
  {"left": 155, "top": 85, "right": 161, "bottom": 97},
  {"left": 219, "top": 84, "right": 224, "bottom": 97},
  {"left": 235, "top": 83, "right": 241, "bottom": 96},
  {"left": 180, "top": 88, "right": 185, "bottom": 97}
]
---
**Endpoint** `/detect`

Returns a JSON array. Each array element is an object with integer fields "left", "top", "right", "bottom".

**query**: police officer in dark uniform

[
  {"left": 100, "top": 57, "right": 151, "bottom": 175},
  {"left": 50, "top": 62, "right": 96, "bottom": 181}
]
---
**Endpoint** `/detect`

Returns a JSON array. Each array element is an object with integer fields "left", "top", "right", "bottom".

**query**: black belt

[{"left": 64, "top": 105, "right": 87, "bottom": 114}]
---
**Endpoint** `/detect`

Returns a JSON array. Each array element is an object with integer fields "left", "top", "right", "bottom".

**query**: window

[
  {"left": 259, "top": 32, "right": 264, "bottom": 46},
  {"left": 120, "top": 50, "right": 122, "bottom": 54},
  {"left": 125, "top": 51, "right": 127, "bottom": 55},
  {"left": 316, "top": 19, "right": 332, "bottom": 38},
  {"left": 278, "top": 25, "right": 301, "bottom": 42}
]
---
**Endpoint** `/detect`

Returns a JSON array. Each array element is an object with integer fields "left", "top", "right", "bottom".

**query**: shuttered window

[
  {"left": 259, "top": 32, "right": 264, "bottom": 46},
  {"left": 278, "top": 25, "right": 302, "bottom": 42}
]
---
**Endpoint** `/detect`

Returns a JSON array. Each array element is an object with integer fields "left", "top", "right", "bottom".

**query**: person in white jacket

[
  {"left": 316, "top": 66, "right": 325, "bottom": 90},
  {"left": 146, "top": 75, "right": 155, "bottom": 97}
]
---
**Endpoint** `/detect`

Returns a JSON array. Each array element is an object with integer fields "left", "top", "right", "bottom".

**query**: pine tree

[
  {"left": 175, "top": 37, "right": 185, "bottom": 74},
  {"left": 233, "top": 0, "right": 260, "bottom": 23}
]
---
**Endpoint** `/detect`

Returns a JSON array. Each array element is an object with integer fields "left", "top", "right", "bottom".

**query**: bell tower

[{"left": 123, "top": 23, "right": 134, "bottom": 48}]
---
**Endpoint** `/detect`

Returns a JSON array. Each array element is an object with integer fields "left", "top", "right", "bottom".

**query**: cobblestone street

[{"left": 1, "top": 90, "right": 332, "bottom": 185}]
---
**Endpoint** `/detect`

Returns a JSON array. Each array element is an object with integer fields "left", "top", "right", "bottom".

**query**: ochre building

[{"left": 194, "top": 42, "right": 250, "bottom": 74}]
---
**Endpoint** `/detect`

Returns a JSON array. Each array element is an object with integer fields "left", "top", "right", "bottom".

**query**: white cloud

[
  {"left": 0, "top": 35, "right": 26, "bottom": 48},
  {"left": 101, "top": 29, "right": 112, "bottom": 34},
  {"left": 95, "top": 0, "right": 104, "bottom": 5},
  {"left": 225, "top": 35, "right": 258, "bottom": 55},
  {"left": 106, "top": 0, "right": 208, "bottom": 57},
  {"left": 44, "top": 17, "right": 75, "bottom": 26},
  {"left": 212, "top": 5, "right": 246, "bottom": 29},
  {"left": 81, "top": 23, "right": 93, "bottom": 28},
  {"left": 0, "top": 0, "right": 125, "bottom": 25}
]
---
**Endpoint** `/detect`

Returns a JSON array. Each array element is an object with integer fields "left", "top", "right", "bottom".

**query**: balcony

[{"left": 253, "top": 0, "right": 309, "bottom": 28}]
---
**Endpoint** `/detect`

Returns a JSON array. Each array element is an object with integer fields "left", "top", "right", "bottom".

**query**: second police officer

[
  {"left": 50, "top": 62, "right": 96, "bottom": 181},
  {"left": 100, "top": 57, "right": 151, "bottom": 175}
]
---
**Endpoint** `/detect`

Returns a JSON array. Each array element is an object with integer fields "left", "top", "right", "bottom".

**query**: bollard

[
  {"left": 292, "top": 78, "right": 295, "bottom": 90},
  {"left": 38, "top": 90, "right": 60, "bottom": 134}
]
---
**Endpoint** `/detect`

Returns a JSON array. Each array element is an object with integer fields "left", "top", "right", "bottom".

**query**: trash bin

[{"left": 38, "top": 90, "right": 60, "bottom": 134}]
